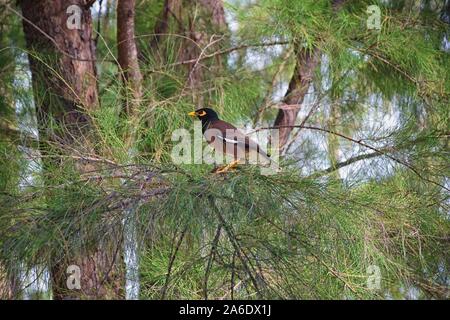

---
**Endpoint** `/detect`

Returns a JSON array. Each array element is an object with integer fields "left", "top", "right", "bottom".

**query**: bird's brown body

[
  {"left": 189, "top": 108, "right": 271, "bottom": 166},
  {"left": 203, "top": 119, "right": 270, "bottom": 165}
]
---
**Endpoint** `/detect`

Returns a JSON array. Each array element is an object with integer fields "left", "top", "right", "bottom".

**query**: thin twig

[
  {"left": 208, "top": 197, "right": 263, "bottom": 298},
  {"left": 203, "top": 224, "right": 222, "bottom": 300},
  {"left": 253, "top": 125, "right": 450, "bottom": 191},
  {"left": 161, "top": 226, "right": 188, "bottom": 299}
]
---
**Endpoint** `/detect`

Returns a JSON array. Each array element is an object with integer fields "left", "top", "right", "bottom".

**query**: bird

[{"left": 188, "top": 108, "right": 273, "bottom": 173}]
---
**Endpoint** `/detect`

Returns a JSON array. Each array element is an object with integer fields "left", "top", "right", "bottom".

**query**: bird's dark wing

[
  {"left": 207, "top": 120, "right": 250, "bottom": 146},
  {"left": 206, "top": 120, "right": 271, "bottom": 164}
]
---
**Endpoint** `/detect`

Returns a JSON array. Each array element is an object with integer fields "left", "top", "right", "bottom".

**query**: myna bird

[{"left": 188, "top": 108, "right": 273, "bottom": 173}]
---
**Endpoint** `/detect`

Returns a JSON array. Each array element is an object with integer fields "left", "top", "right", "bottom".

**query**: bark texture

[
  {"left": 20, "top": 0, "right": 123, "bottom": 299},
  {"left": 21, "top": 0, "right": 98, "bottom": 125},
  {"left": 118, "top": 0, "right": 143, "bottom": 114},
  {"left": 51, "top": 246, "right": 124, "bottom": 299}
]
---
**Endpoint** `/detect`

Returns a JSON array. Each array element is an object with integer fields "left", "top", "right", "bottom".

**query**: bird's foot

[{"left": 215, "top": 160, "right": 239, "bottom": 174}]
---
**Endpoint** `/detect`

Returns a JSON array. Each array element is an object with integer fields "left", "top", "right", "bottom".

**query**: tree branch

[
  {"left": 254, "top": 124, "right": 449, "bottom": 191},
  {"left": 310, "top": 149, "right": 392, "bottom": 177}
]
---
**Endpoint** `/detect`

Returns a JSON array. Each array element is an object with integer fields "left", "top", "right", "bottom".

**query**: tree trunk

[
  {"left": 20, "top": 0, "right": 124, "bottom": 299},
  {"left": 274, "top": 47, "right": 320, "bottom": 148},
  {"left": 21, "top": 0, "right": 98, "bottom": 116},
  {"left": 117, "top": 0, "right": 143, "bottom": 300},
  {"left": 0, "top": 5, "right": 21, "bottom": 300},
  {"left": 181, "top": 0, "right": 227, "bottom": 103},
  {"left": 198, "top": 0, "right": 227, "bottom": 29},
  {"left": 273, "top": 0, "right": 345, "bottom": 149},
  {"left": 118, "top": 0, "right": 143, "bottom": 115},
  {"left": 50, "top": 247, "right": 124, "bottom": 299},
  {"left": 151, "top": 0, "right": 227, "bottom": 105}
]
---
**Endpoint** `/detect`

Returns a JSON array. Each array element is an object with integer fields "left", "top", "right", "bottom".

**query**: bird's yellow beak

[{"left": 188, "top": 111, "right": 197, "bottom": 117}]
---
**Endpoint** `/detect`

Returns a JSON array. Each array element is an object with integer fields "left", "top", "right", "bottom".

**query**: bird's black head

[{"left": 188, "top": 108, "right": 219, "bottom": 122}]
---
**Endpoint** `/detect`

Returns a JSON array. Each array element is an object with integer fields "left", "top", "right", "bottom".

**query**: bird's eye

[{"left": 198, "top": 111, "right": 207, "bottom": 117}]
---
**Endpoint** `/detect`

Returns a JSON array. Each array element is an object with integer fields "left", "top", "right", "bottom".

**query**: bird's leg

[
  {"left": 216, "top": 160, "right": 239, "bottom": 173},
  {"left": 228, "top": 160, "right": 239, "bottom": 170}
]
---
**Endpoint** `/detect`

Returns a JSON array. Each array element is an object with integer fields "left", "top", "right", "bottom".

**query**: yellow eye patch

[{"left": 197, "top": 111, "right": 207, "bottom": 117}]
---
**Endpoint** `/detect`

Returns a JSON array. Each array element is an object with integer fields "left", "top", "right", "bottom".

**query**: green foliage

[
  {"left": 0, "top": 0, "right": 449, "bottom": 300},
  {"left": 134, "top": 168, "right": 449, "bottom": 299}
]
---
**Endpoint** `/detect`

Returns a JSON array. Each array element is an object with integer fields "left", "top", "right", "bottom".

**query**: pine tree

[{"left": 0, "top": 0, "right": 448, "bottom": 300}]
